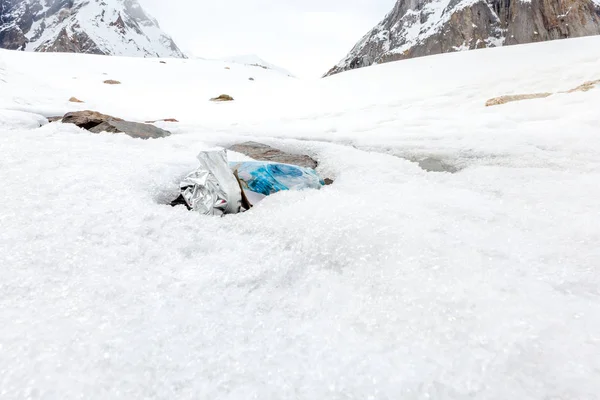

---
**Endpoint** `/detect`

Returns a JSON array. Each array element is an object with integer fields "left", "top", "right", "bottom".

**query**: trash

[
  {"left": 179, "top": 150, "right": 242, "bottom": 215},
  {"left": 172, "top": 151, "right": 324, "bottom": 215},
  {"left": 231, "top": 161, "right": 324, "bottom": 204}
]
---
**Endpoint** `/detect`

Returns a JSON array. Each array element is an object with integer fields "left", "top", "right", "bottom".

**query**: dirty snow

[{"left": 1, "top": 36, "right": 600, "bottom": 399}]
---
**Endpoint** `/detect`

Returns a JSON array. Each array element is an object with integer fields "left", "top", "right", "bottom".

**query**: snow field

[{"left": 1, "top": 36, "right": 600, "bottom": 399}]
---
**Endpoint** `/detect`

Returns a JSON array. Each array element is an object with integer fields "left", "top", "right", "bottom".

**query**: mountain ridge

[
  {"left": 0, "top": 0, "right": 185, "bottom": 58},
  {"left": 325, "top": 0, "right": 600, "bottom": 76}
]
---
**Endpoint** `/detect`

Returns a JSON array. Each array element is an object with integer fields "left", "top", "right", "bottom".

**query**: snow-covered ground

[
  {"left": 221, "top": 54, "right": 295, "bottom": 77},
  {"left": 1, "top": 36, "right": 600, "bottom": 399}
]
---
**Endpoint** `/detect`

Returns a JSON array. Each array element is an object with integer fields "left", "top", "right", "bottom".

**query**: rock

[
  {"left": 69, "top": 97, "right": 84, "bottom": 103},
  {"left": 324, "top": 178, "right": 334, "bottom": 185},
  {"left": 103, "top": 79, "right": 121, "bottom": 85},
  {"left": 145, "top": 118, "right": 179, "bottom": 123},
  {"left": 47, "top": 116, "right": 63, "bottom": 123},
  {"left": 485, "top": 93, "right": 553, "bottom": 107},
  {"left": 249, "top": 77, "right": 255, "bottom": 81},
  {"left": 61, "top": 110, "right": 170, "bottom": 139},
  {"left": 62, "top": 110, "right": 120, "bottom": 125},
  {"left": 224, "top": 67, "right": 231, "bottom": 70},
  {"left": 486, "top": 78, "right": 599, "bottom": 107},
  {"left": 325, "top": 0, "right": 600, "bottom": 76},
  {"left": 89, "top": 120, "right": 171, "bottom": 139},
  {"left": 567, "top": 79, "right": 600, "bottom": 93},
  {"left": 210, "top": 94, "right": 234, "bottom": 102},
  {"left": 160, "top": 61, "right": 167, "bottom": 64},
  {"left": 228, "top": 142, "right": 318, "bottom": 169},
  {"left": 62, "top": 110, "right": 123, "bottom": 128}
]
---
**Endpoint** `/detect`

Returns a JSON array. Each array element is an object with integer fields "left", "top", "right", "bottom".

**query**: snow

[
  {"left": 1, "top": 35, "right": 600, "bottom": 399},
  {"left": 221, "top": 54, "right": 295, "bottom": 77},
  {"left": 452, "top": 42, "right": 470, "bottom": 51}
]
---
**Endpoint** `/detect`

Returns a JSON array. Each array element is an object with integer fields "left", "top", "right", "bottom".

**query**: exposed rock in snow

[
  {"left": 210, "top": 94, "right": 234, "bottom": 102},
  {"left": 0, "top": 0, "right": 185, "bottom": 58},
  {"left": 228, "top": 142, "right": 319, "bottom": 169},
  {"left": 325, "top": 0, "right": 600, "bottom": 76},
  {"left": 61, "top": 109, "right": 171, "bottom": 138}
]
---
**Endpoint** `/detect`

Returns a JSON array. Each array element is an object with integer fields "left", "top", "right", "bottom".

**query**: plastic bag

[{"left": 230, "top": 161, "right": 324, "bottom": 204}]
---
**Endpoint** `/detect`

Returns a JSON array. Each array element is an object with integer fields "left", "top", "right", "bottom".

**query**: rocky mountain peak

[
  {"left": 325, "top": 0, "right": 600, "bottom": 76},
  {"left": 0, "top": 0, "right": 185, "bottom": 58}
]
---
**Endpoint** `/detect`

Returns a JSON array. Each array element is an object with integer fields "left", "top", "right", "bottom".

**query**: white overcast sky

[{"left": 138, "top": 0, "right": 395, "bottom": 77}]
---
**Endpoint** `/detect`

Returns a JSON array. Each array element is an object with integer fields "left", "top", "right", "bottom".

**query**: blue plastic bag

[{"left": 230, "top": 161, "right": 324, "bottom": 200}]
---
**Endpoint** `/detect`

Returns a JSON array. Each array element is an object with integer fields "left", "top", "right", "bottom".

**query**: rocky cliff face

[
  {"left": 325, "top": 0, "right": 600, "bottom": 76},
  {"left": 0, "top": 0, "right": 185, "bottom": 58}
]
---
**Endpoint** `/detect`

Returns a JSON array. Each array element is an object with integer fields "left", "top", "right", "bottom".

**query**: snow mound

[
  {"left": 222, "top": 54, "right": 295, "bottom": 77},
  {"left": 0, "top": 109, "right": 48, "bottom": 129}
]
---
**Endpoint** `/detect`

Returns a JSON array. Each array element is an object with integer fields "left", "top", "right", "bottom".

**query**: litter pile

[{"left": 172, "top": 148, "right": 325, "bottom": 215}]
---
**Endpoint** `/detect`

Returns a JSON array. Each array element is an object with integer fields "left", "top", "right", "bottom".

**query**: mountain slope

[
  {"left": 0, "top": 0, "right": 185, "bottom": 58},
  {"left": 325, "top": 0, "right": 600, "bottom": 76}
]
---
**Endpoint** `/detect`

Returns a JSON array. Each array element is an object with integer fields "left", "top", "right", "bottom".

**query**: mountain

[
  {"left": 221, "top": 54, "right": 295, "bottom": 77},
  {"left": 325, "top": 0, "right": 600, "bottom": 76},
  {"left": 0, "top": 0, "right": 185, "bottom": 58}
]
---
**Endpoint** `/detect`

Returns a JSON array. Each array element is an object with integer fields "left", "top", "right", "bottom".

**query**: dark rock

[
  {"left": 324, "top": 178, "right": 334, "bottom": 185},
  {"left": 210, "top": 94, "right": 234, "bottom": 102},
  {"left": 62, "top": 110, "right": 122, "bottom": 128},
  {"left": 37, "top": 26, "right": 106, "bottom": 55},
  {"left": 89, "top": 120, "right": 171, "bottom": 139},
  {"left": 61, "top": 110, "right": 170, "bottom": 139},
  {"left": 103, "top": 79, "right": 121, "bottom": 85},
  {"left": 249, "top": 77, "right": 255, "bottom": 81},
  {"left": 145, "top": 118, "right": 179, "bottom": 123},
  {"left": 229, "top": 142, "right": 318, "bottom": 169},
  {"left": 325, "top": 0, "right": 600, "bottom": 76}
]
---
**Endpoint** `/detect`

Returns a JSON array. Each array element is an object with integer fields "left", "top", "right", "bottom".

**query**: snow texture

[{"left": 1, "top": 36, "right": 600, "bottom": 399}]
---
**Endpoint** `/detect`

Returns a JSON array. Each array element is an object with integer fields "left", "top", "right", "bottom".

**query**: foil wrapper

[{"left": 180, "top": 150, "right": 242, "bottom": 215}]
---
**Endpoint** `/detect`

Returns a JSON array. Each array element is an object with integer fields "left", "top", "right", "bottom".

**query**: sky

[{"left": 138, "top": 0, "right": 395, "bottom": 78}]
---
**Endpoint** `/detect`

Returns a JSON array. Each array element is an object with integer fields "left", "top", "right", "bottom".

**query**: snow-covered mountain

[
  {"left": 222, "top": 54, "right": 295, "bottom": 77},
  {"left": 0, "top": 0, "right": 185, "bottom": 58},
  {"left": 325, "top": 0, "right": 600, "bottom": 76}
]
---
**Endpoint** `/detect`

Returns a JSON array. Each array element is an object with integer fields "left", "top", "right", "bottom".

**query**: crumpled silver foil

[{"left": 180, "top": 150, "right": 242, "bottom": 215}]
